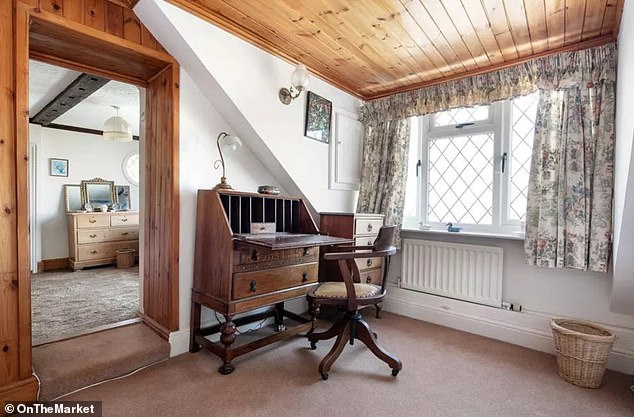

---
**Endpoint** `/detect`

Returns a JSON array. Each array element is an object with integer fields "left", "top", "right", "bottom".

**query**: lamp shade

[
  {"left": 220, "top": 134, "right": 243, "bottom": 153},
  {"left": 103, "top": 105, "right": 133, "bottom": 142},
  {"left": 290, "top": 64, "right": 310, "bottom": 91}
]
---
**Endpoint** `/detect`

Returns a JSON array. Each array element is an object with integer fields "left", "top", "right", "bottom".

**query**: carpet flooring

[
  {"left": 33, "top": 323, "right": 170, "bottom": 401},
  {"left": 64, "top": 313, "right": 633, "bottom": 417},
  {"left": 31, "top": 266, "right": 140, "bottom": 346}
]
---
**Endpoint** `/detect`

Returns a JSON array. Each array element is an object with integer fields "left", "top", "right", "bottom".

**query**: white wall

[
  {"left": 612, "top": 0, "right": 634, "bottom": 315},
  {"left": 136, "top": 0, "right": 362, "bottom": 216},
  {"left": 29, "top": 124, "right": 139, "bottom": 261}
]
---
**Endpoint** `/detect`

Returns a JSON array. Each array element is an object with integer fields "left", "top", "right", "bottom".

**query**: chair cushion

[{"left": 313, "top": 282, "right": 381, "bottom": 299}]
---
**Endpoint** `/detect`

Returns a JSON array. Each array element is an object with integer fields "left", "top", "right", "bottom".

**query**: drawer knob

[
  {"left": 89, "top": 234, "right": 97, "bottom": 238},
  {"left": 302, "top": 272, "right": 308, "bottom": 282},
  {"left": 89, "top": 219, "right": 97, "bottom": 224},
  {"left": 303, "top": 248, "right": 311, "bottom": 256},
  {"left": 367, "top": 240, "right": 373, "bottom": 246},
  {"left": 90, "top": 250, "right": 98, "bottom": 254},
  {"left": 2, "top": 345, "right": 8, "bottom": 353},
  {"left": 121, "top": 218, "right": 128, "bottom": 222},
  {"left": 366, "top": 277, "right": 372, "bottom": 283},
  {"left": 122, "top": 232, "right": 129, "bottom": 236},
  {"left": 367, "top": 259, "right": 373, "bottom": 267},
  {"left": 251, "top": 250, "right": 258, "bottom": 261},
  {"left": 249, "top": 280, "right": 257, "bottom": 292},
  {"left": 367, "top": 224, "right": 373, "bottom": 232}
]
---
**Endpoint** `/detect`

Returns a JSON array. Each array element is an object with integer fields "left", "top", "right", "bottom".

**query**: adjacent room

[{"left": 0, "top": 1, "right": 633, "bottom": 417}]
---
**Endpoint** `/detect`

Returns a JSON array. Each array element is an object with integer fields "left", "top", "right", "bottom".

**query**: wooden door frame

[{"left": 13, "top": 4, "right": 179, "bottom": 381}]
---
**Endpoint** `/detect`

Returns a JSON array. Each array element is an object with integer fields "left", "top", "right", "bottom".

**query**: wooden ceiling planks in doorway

[{"left": 165, "top": 0, "right": 624, "bottom": 100}]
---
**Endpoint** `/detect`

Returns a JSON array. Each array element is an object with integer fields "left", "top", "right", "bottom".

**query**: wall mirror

[
  {"left": 64, "top": 184, "right": 82, "bottom": 212},
  {"left": 80, "top": 178, "right": 115, "bottom": 209}
]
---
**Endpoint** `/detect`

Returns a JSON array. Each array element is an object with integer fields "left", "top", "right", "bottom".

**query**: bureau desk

[{"left": 190, "top": 190, "right": 351, "bottom": 374}]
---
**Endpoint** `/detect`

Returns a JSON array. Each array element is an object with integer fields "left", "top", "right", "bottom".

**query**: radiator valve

[{"left": 501, "top": 301, "right": 522, "bottom": 312}]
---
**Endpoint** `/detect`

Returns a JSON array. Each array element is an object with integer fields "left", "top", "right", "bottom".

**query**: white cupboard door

[{"left": 330, "top": 108, "right": 363, "bottom": 190}]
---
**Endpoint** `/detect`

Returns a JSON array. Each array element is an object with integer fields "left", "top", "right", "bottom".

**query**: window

[
  {"left": 122, "top": 152, "right": 140, "bottom": 186},
  {"left": 403, "top": 92, "right": 538, "bottom": 234}
]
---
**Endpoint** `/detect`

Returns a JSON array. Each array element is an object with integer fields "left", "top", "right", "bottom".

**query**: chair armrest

[
  {"left": 323, "top": 248, "right": 396, "bottom": 260},
  {"left": 324, "top": 245, "right": 374, "bottom": 252}
]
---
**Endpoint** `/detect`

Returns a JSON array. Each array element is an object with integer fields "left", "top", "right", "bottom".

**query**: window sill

[{"left": 401, "top": 227, "right": 525, "bottom": 241}]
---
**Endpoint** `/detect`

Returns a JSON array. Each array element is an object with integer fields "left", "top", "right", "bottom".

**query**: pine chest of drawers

[
  {"left": 67, "top": 212, "right": 139, "bottom": 270},
  {"left": 319, "top": 212, "right": 385, "bottom": 284}
]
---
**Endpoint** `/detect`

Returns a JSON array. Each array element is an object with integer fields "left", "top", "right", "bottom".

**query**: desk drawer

[
  {"left": 77, "top": 214, "right": 109, "bottom": 228},
  {"left": 105, "top": 228, "right": 138, "bottom": 241},
  {"left": 355, "top": 217, "right": 383, "bottom": 235},
  {"left": 77, "top": 230, "right": 106, "bottom": 244},
  {"left": 233, "top": 245, "right": 318, "bottom": 271},
  {"left": 232, "top": 262, "right": 318, "bottom": 300},
  {"left": 111, "top": 214, "right": 139, "bottom": 226}
]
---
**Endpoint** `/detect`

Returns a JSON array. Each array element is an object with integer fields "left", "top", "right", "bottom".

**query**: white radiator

[{"left": 401, "top": 239, "right": 503, "bottom": 307}]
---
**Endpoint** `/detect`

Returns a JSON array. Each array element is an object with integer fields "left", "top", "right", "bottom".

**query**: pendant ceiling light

[{"left": 103, "top": 105, "right": 133, "bottom": 142}]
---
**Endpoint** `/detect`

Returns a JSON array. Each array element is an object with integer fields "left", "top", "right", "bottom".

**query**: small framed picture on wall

[
  {"left": 49, "top": 158, "right": 69, "bottom": 177},
  {"left": 304, "top": 91, "right": 332, "bottom": 144}
]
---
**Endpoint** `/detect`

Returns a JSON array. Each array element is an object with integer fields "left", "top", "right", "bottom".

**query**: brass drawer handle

[
  {"left": 121, "top": 218, "right": 128, "bottom": 222},
  {"left": 89, "top": 234, "right": 97, "bottom": 238},
  {"left": 302, "top": 272, "right": 308, "bottom": 282},
  {"left": 249, "top": 280, "right": 257, "bottom": 292},
  {"left": 366, "top": 276, "right": 372, "bottom": 283},
  {"left": 367, "top": 224, "right": 373, "bottom": 232},
  {"left": 89, "top": 219, "right": 97, "bottom": 224},
  {"left": 90, "top": 250, "right": 98, "bottom": 254},
  {"left": 121, "top": 232, "right": 129, "bottom": 236},
  {"left": 367, "top": 240, "right": 373, "bottom": 246},
  {"left": 303, "top": 248, "right": 311, "bottom": 256},
  {"left": 367, "top": 259, "right": 372, "bottom": 267}
]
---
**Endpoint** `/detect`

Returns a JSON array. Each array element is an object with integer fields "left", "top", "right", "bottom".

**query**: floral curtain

[
  {"left": 356, "top": 118, "right": 410, "bottom": 236},
  {"left": 524, "top": 48, "right": 616, "bottom": 272}
]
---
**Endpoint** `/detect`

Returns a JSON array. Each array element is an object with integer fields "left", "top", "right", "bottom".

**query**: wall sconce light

[
  {"left": 103, "top": 105, "right": 133, "bottom": 142},
  {"left": 213, "top": 132, "right": 243, "bottom": 190},
  {"left": 278, "top": 64, "right": 310, "bottom": 105}
]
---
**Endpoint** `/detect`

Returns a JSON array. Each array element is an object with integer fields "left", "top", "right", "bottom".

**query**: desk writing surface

[{"left": 234, "top": 233, "right": 353, "bottom": 250}]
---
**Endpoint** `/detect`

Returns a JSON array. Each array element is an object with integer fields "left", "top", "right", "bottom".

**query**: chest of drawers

[
  {"left": 67, "top": 212, "right": 139, "bottom": 270},
  {"left": 319, "top": 212, "right": 385, "bottom": 284}
]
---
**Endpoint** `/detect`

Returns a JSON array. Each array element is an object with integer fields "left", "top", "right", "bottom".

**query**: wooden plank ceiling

[{"left": 166, "top": 0, "right": 624, "bottom": 100}]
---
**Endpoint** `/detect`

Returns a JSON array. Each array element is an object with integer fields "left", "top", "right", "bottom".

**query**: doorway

[{"left": 28, "top": 59, "right": 145, "bottom": 345}]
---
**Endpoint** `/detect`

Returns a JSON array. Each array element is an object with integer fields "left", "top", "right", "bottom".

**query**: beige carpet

[
  {"left": 31, "top": 266, "right": 140, "bottom": 345},
  {"left": 64, "top": 313, "right": 633, "bottom": 417},
  {"left": 33, "top": 323, "right": 170, "bottom": 401}
]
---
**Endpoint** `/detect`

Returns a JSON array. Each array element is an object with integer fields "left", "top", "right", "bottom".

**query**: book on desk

[{"left": 190, "top": 189, "right": 351, "bottom": 374}]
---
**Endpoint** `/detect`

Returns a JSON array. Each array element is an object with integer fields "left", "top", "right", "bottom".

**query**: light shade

[
  {"left": 290, "top": 64, "right": 310, "bottom": 91},
  {"left": 220, "top": 134, "right": 242, "bottom": 153},
  {"left": 103, "top": 106, "right": 133, "bottom": 142}
]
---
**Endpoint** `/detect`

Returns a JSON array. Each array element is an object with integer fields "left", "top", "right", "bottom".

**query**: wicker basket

[
  {"left": 115, "top": 248, "right": 135, "bottom": 268},
  {"left": 551, "top": 319, "right": 616, "bottom": 388}
]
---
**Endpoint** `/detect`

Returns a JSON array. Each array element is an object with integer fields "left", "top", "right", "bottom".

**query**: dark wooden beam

[
  {"left": 30, "top": 72, "right": 109, "bottom": 125},
  {"left": 34, "top": 122, "right": 139, "bottom": 141}
]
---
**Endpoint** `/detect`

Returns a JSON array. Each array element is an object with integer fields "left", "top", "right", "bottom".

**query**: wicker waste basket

[
  {"left": 551, "top": 319, "right": 616, "bottom": 388},
  {"left": 115, "top": 248, "right": 135, "bottom": 268}
]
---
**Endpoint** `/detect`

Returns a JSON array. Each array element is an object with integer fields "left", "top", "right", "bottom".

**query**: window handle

[
  {"left": 501, "top": 152, "right": 508, "bottom": 173},
  {"left": 416, "top": 159, "right": 422, "bottom": 177},
  {"left": 455, "top": 122, "right": 474, "bottom": 129}
]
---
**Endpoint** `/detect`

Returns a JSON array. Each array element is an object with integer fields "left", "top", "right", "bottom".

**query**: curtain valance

[{"left": 359, "top": 42, "right": 617, "bottom": 124}]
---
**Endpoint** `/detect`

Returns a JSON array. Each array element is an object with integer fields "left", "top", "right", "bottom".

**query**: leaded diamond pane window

[
  {"left": 433, "top": 105, "right": 490, "bottom": 128},
  {"left": 427, "top": 134, "right": 494, "bottom": 224},
  {"left": 509, "top": 93, "right": 538, "bottom": 222}
]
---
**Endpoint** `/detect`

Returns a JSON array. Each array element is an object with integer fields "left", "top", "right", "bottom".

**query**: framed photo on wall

[
  {"left": 304, "top": 91, "right": 332, "bottom": 143},
  {"left": 49, "top": 158, "right": 68, "bottom": 177}
]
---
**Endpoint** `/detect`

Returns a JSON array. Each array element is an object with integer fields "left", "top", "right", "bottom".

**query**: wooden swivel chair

[{"left": 307, "top": 225, "right": 402, "bottom": 379}]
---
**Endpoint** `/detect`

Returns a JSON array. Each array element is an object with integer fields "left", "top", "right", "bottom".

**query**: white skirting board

[{"left": 384, "top": 284, "right": 634, "bottom": 375}]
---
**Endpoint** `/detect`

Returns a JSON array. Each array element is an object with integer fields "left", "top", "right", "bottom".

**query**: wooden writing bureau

[{"left": 190, "top": 189, "right": 351, "bottom": 374}]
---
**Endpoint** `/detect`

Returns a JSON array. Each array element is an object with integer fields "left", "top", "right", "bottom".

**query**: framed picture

[
  {"left": 49, "top": 158, "right": 68, "bottom": 177},
  {"left": 304, "top": 91, "right": 332, "bottom": 143},
  {"left": 115, "top": 185, "right": 131, "bottom": 210}
]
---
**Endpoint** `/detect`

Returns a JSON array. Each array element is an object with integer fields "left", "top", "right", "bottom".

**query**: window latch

[
  {"left": 455, "top": 122, "right": 474, "bottom": 129},
  {"left": 416, "top": 159, "right": 422, "bottom": 177},
  {"left": 501, "top": 152, "right": 508, "bottom": 173}
]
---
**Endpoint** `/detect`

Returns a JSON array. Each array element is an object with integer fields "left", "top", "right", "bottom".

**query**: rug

[{"left": 31, "top": 266, "right": 140, "bottom": 345}]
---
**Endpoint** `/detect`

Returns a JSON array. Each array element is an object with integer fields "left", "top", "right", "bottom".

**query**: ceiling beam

[
  {"left": 34, "top": 122, "right": 139, "bottom": 141},
  {"left": 30, "top": 72, "right": 109, "bottom": 125}
]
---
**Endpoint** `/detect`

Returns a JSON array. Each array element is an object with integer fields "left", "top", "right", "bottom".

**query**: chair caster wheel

[
  {"left": 310, "top": 341, "right": 317, "bottom": 350},
  {"left": 391, "top": 369, "right": 399, "bottom": 377},
  {"left": 321, "top": 373, "right": 329, "bottom": 380}
]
